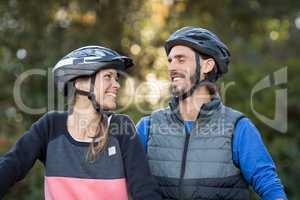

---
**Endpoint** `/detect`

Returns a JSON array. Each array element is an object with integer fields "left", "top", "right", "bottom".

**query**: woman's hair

[
  {"left": 68, "top": 84, "right": 109, "bottom": 162},
  {"left": 86, "top": 115, "right": 108, "bottom": 162}
]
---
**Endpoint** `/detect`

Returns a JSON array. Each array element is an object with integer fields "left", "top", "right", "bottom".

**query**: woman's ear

[
  {"left": 74, "top": 79, "right": 80, "bottom": 89},
  {"left": 74, "top": 77, "right": 91, "bottom": 91}
]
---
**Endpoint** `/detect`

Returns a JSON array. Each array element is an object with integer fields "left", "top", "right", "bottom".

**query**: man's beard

[
  {"left": 171, "top": 75, "right": 195, "bottom": 97},
  {"left": 171, "top": 83, "right": 186, "bottom": 96}
]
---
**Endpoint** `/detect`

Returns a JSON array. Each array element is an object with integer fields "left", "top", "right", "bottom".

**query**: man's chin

[
  {"left": 171, "top": 87, "right": 186, "bottom": 97},
  {"left": 171, "top": 83, "right": 194, "bottom": 97}
]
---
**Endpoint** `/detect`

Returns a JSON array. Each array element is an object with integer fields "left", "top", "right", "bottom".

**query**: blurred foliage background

[{"left": 0, "top": 0, "right": 299, "bottom": 199}]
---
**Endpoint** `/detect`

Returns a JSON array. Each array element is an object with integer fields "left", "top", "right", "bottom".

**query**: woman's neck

[{"left": 67, "top": 96, "right": 101, "bottom": 141}]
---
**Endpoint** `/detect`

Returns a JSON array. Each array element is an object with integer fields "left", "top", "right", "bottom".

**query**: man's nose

[{"left": 167, "top": 60, "right": 177, "bottom": 71}]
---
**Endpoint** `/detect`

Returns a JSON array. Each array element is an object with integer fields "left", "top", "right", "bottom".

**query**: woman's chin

[
  {"left": 101, "top": 96, "right": 117, "bottom": 110},
  {"left": 102, "top": 102, "right": 117, "bottom": 111}
]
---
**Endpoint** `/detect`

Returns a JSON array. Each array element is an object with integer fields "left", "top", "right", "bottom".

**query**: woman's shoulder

[
  {"left": 35, "top": 111, "right": 68, "bottom": 134},
  {"left": 110, "top": 113, "right": 134, "bottom": 124},
  {"left": 31, "top": 111, "right": 66, "bottom": 127},
  {"left": 109, "top": 113, "right": 136, "bottom": 138},
  {"left": 42, "top": 111, "right": 67, "bottom": 123},
  {"left": 45, "top": 110, "right": 68, "bottom": 118}
]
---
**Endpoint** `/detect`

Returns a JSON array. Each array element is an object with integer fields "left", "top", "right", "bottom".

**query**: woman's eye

[
  {"left": 104, "top": 74, "right": 119, "bottom": 82},
  {"left": 104, "top": 74, "right": 112, "bottom": 79}
]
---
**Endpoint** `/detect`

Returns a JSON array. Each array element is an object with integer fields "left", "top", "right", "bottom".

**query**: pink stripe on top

[{"left": 45, "top": 176, "right": 128, "bottom": 200}]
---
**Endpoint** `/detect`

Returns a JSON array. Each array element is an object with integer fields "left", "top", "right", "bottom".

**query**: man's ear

[{"left": 202, "top": 58, "right": 215, "bottom": 74}]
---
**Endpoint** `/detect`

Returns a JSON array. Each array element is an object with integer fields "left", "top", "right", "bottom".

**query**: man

[{"left": 136, "top": 27, "right": 287, "bottom": 200}]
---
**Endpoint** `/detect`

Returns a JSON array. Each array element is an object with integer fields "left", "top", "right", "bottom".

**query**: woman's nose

[{"left": 113, "top": 80, "right": 120, "bottom": 89}]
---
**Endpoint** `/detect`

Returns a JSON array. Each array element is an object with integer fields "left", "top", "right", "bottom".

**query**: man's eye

[{"left": 179, "top": 59, "right": 185, "bottom": 63}]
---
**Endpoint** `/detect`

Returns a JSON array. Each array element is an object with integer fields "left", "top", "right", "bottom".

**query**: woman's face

[{"left": 94, "top": 68, "right": 120, "bottom": 110}]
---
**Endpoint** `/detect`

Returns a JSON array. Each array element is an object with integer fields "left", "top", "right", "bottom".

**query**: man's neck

[{"left": 179, "top": 86, "right": 211, "bottom": 121}]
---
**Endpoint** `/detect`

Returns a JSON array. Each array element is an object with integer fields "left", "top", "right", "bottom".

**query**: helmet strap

[
  {"left": 74, "top": 75, "right": 102, "bottom": 113},
  {"left": 177, "top": 51, "right": 211, "bottom": 101}
]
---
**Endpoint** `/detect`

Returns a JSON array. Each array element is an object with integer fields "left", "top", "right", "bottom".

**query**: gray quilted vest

[{"left": 147, "top": 95, "right": 249, "bottom": 200}]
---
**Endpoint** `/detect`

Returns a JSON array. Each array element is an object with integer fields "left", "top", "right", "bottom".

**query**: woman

[{"left": 0, "top": 46, "right": 161, "bottom": 200}]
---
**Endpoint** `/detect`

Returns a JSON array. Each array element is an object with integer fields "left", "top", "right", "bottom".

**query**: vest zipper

[{"left": 178, "top": 126, "right": 191, "bottom": 200}]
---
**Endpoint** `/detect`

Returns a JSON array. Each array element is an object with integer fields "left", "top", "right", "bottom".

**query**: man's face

[{"left": 167, "top": 45, "right": 196, "bottom": 96}]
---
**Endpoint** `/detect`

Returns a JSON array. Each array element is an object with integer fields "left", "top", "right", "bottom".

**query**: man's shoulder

[
  {"left": 223, "top": 105, "right": 243, "bottom": 114},
  {"left": 222, "top": 105, "right": 246, "bottom": 121},
  {"left": 136, "top": 107, "right": 170, "bottom": 128},
  {"left": 137, "top": 115, "right": 150, "bottom": 124},
  {"left": 150, "top": 106, "right": 171, "bottom": 116}
]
